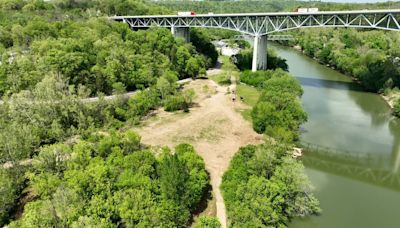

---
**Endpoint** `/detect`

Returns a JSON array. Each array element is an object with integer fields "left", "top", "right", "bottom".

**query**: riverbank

[
  {"left": 288, "top": 43, "right": 400, "bottom": 111},
  {"left": 272, "top": 44, "right": 400, "bottom": 228}
]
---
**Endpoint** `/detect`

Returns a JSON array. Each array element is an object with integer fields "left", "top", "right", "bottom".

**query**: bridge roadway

[{"left": 110, "top": 9, "right": 400, "bottom": 71}]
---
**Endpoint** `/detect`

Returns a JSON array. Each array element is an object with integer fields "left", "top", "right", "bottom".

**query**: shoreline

[{"left": 290, "top": 44, "right": 397, "bottom": 110}]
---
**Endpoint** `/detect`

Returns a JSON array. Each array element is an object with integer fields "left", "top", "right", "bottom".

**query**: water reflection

[
  {"left": 301, "top": 143, "right": 400, "bottom": 191},
  {"left": 273, "top": 43, "right": 400, "bottom": 228},
  {"left": 390, "top": 119, "right": 400, "bottom": 173},
  {"left": 295, "top": 76, "right": 365, "bottom": 92}
]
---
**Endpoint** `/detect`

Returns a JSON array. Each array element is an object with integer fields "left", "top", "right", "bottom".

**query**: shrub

[
  {"left": 239, "top": 70, "right": 273, "bottom": 88},
  {"left": 163, "top": 94, "right": 187, "bottom": 112},
  {"left": 394, "top": 99, "right": 400, "bottom": 117},
  {"left": 127, "top": 88, "right": 160, "bottom": 118},
  {"left": 194, "top": 216, "right": 221, "bottom": 228},
  {"left": 163, "top": 89, "right": 195, "bottom": 112}
]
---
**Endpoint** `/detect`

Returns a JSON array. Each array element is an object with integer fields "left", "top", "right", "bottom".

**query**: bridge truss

[
  {"left": 111, "top": 10, "right": 400, "bottom": 36},
  {"left": 110, "top": 10, "right": 400, "bottom": 71}
]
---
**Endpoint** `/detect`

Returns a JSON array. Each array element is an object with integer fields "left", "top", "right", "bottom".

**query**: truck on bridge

[
  {"left": 297, "top": 7, "right": 319, "bottom": 13},
  {"left": 177, "top": 11, "right": 196, "bottom": 16}
]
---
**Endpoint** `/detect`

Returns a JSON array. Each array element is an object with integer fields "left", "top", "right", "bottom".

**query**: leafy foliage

[
  {"left": 0, "top": 168, "right": 25, "bottom": 225},
  {"left": 0, "top": 23, "right": 208, "bottom": 97},
  {"left": 190, "top": 29, "right": 218, "bottom": 68},
  {"left": 0, "top": 1, "right": 221, "bottom": 224},
  {"left": 394, "top": 99, "right": 400, "bottom": 117},
  {"left": 221, "top": 143, "right": 320, "bottom": 228},
  {"left": 12, "top": 133, "right": 209, "bottom": 227},
  {"left": 194, "top": 216, "right": 221, "bottom": 228},
  {"left": 288, "top": 28, "right": 400, "bottom": 93},
  {"left": 240, "top": 70, "right": 306, "bottom": 142},
  {"left": 163, "top": 89, "right": 195, "bottom": 112}
]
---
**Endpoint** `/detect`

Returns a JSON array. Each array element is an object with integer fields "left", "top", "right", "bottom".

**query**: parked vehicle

[{"left": 177, "top": 11, "right": 196, "bottom": 16}]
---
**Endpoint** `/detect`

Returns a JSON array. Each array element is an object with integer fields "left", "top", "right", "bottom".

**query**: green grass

[
  {"left": 236, "top": 84, "right": 261, "bottom": 122},
  {"left": 220, "top": 56, "right": 238, "bottom": 72},
  {"left": 236, "top": 84, "right": 260, "bottom": 107},
  {"left": 236, "top": 108, "right": 252, "bottom": 122},
  {"left": 208, "top": 72, "right": 231, "bottom": 85}
]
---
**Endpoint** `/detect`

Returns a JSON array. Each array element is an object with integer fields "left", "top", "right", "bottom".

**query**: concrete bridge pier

[
  {"left": 171, "top": 26, "right": 190, "bottom": 42},
  {"left": 252, "top": 35, "right": 268, "bottom": 72}
]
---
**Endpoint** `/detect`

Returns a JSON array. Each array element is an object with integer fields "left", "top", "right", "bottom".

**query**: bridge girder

[{"left": 114, "top": 10, "right": 400, "bottom": 36}]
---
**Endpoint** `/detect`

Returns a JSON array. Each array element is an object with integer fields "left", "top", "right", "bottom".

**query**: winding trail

[{"left": 135, "top": 72, "right": 263, "bottom": 226}]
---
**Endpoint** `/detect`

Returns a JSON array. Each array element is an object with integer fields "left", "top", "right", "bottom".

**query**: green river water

[{"left": 271, "top": 44, "right": 400, "bottom": 228}]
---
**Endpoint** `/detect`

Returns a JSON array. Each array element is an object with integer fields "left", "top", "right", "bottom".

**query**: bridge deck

[{"left": 110, "top": 9, "right": 400, "bottom": 19}]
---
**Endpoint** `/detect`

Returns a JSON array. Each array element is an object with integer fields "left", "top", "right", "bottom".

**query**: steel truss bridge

[{"left": 110, "top": 9, "right": 400, "bottom": 71}]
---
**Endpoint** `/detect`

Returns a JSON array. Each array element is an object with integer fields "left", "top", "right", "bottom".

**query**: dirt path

[{"left": 135, "top": 77, "right": 263, "bottom": 227}]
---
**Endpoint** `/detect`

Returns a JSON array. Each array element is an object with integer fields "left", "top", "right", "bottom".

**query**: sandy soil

[{"left": 135, "top": 78, "right": 263, "bottom": 227}]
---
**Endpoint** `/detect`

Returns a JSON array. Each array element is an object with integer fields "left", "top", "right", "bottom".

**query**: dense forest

[
  {"left": 0, "top": 17, "right": 211, "bottom": 97},
  {"left": 0, "top": 0, "right": 218, "bottom": 226},
  {"left": 9, "top": 133, "right": 209, "bottom": 227}
]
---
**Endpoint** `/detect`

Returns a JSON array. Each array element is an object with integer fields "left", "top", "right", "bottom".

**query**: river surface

[{"left": 271, "top": 44, "right": 400, "bottom": 228}]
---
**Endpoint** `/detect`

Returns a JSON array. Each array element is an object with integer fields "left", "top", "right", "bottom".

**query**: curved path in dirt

[{"left": 135, "top": 78, "right": 263, "bottom": 227}]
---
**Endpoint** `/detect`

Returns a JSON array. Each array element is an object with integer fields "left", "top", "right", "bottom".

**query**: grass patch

[
  {"left": 236, "top": 108, "right": 252, "bottom": 122},
  {"left": 220, "top": 56, "right": 238, "bottom": 72},
  {"left": 172, "top": 123, "right": 224, "bottom": 144},
  {"left": 208, "top": 56, "right": 241, "bottom": 86},
  {"left": 236, "top": 84, "right": 260, "bottom": 107},
  {"left": 236, "top": 84, "right": 260, "bottom": 122},
  {"left": 209, "top": 72, "right": 231, "bottom": 86}
]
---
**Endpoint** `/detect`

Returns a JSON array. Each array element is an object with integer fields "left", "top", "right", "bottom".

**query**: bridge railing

[{"left": 298, "top": 141, "right": 390, "bottom": 167}]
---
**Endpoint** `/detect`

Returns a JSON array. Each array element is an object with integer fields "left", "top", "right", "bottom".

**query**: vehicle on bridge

[
  {"left": 111, "top": 9, "right": 400, "bottom": 72},
  {"left": 297, "top": 7, "right": 319, "bottom": 13},
  {"left": 177, "top": 11, "right": 196, "bottom": 16}
]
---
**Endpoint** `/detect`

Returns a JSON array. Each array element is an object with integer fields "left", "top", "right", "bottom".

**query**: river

[{"left": 270, "top": 44, "right": 400, "bottom": 228}]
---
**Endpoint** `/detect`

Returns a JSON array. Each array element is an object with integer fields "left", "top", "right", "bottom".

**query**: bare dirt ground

[{"left": 135, "top": 74, "right": 263, "bottom": 227}]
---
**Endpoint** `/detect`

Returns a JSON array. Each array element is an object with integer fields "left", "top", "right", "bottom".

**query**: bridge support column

[
  {"left": 171, "top": 26, "right": 190, "bottom": 43},
  {"left": 252, "top": 35, "right": 268, "bottom": 72}
]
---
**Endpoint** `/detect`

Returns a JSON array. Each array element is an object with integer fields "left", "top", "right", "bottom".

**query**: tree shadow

[
  {"left": 295, "top": 76, "right": 365, "bottom": 92},
  {"left": 189, "top": 171, "right": 215, "bottom": 223}
]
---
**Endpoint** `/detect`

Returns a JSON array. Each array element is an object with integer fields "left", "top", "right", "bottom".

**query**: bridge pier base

[
  {"left": 252, "top": 35, "right": 268, "bottom": 72},
  {"left": 171, "top": 27, "right": 190, "bottom": 42}
]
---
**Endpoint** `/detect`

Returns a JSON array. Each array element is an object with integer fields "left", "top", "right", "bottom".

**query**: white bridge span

[{"left": 110, "top": 10, "right": 400, "bottom": 71}]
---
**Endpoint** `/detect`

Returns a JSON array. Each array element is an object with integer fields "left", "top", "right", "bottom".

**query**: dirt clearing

[{"left": 135, "top": 78, "right": 263, "bottom": 227}]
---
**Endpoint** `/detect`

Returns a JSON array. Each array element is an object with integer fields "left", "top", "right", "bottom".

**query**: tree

[
  {"left": 158, "top": 152, "right": 190, "bottom": 205},
  {"left": 0, "top": 169, "right": 25, "bottom": 226},
  {"left": 249, "top": 72, "right": 307, "bottom": 142},
  {"left": 156, "top": 71, "right": 178, "bottom": 99},
  {"left": 190, "top": 29, "right": 218, "bottom": 68},
  {"left": 185, "top": 57, "right": 202, "bottom": 78},
  {"left": 221, "top": 143, "right": 320, "bottom": 228}
]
